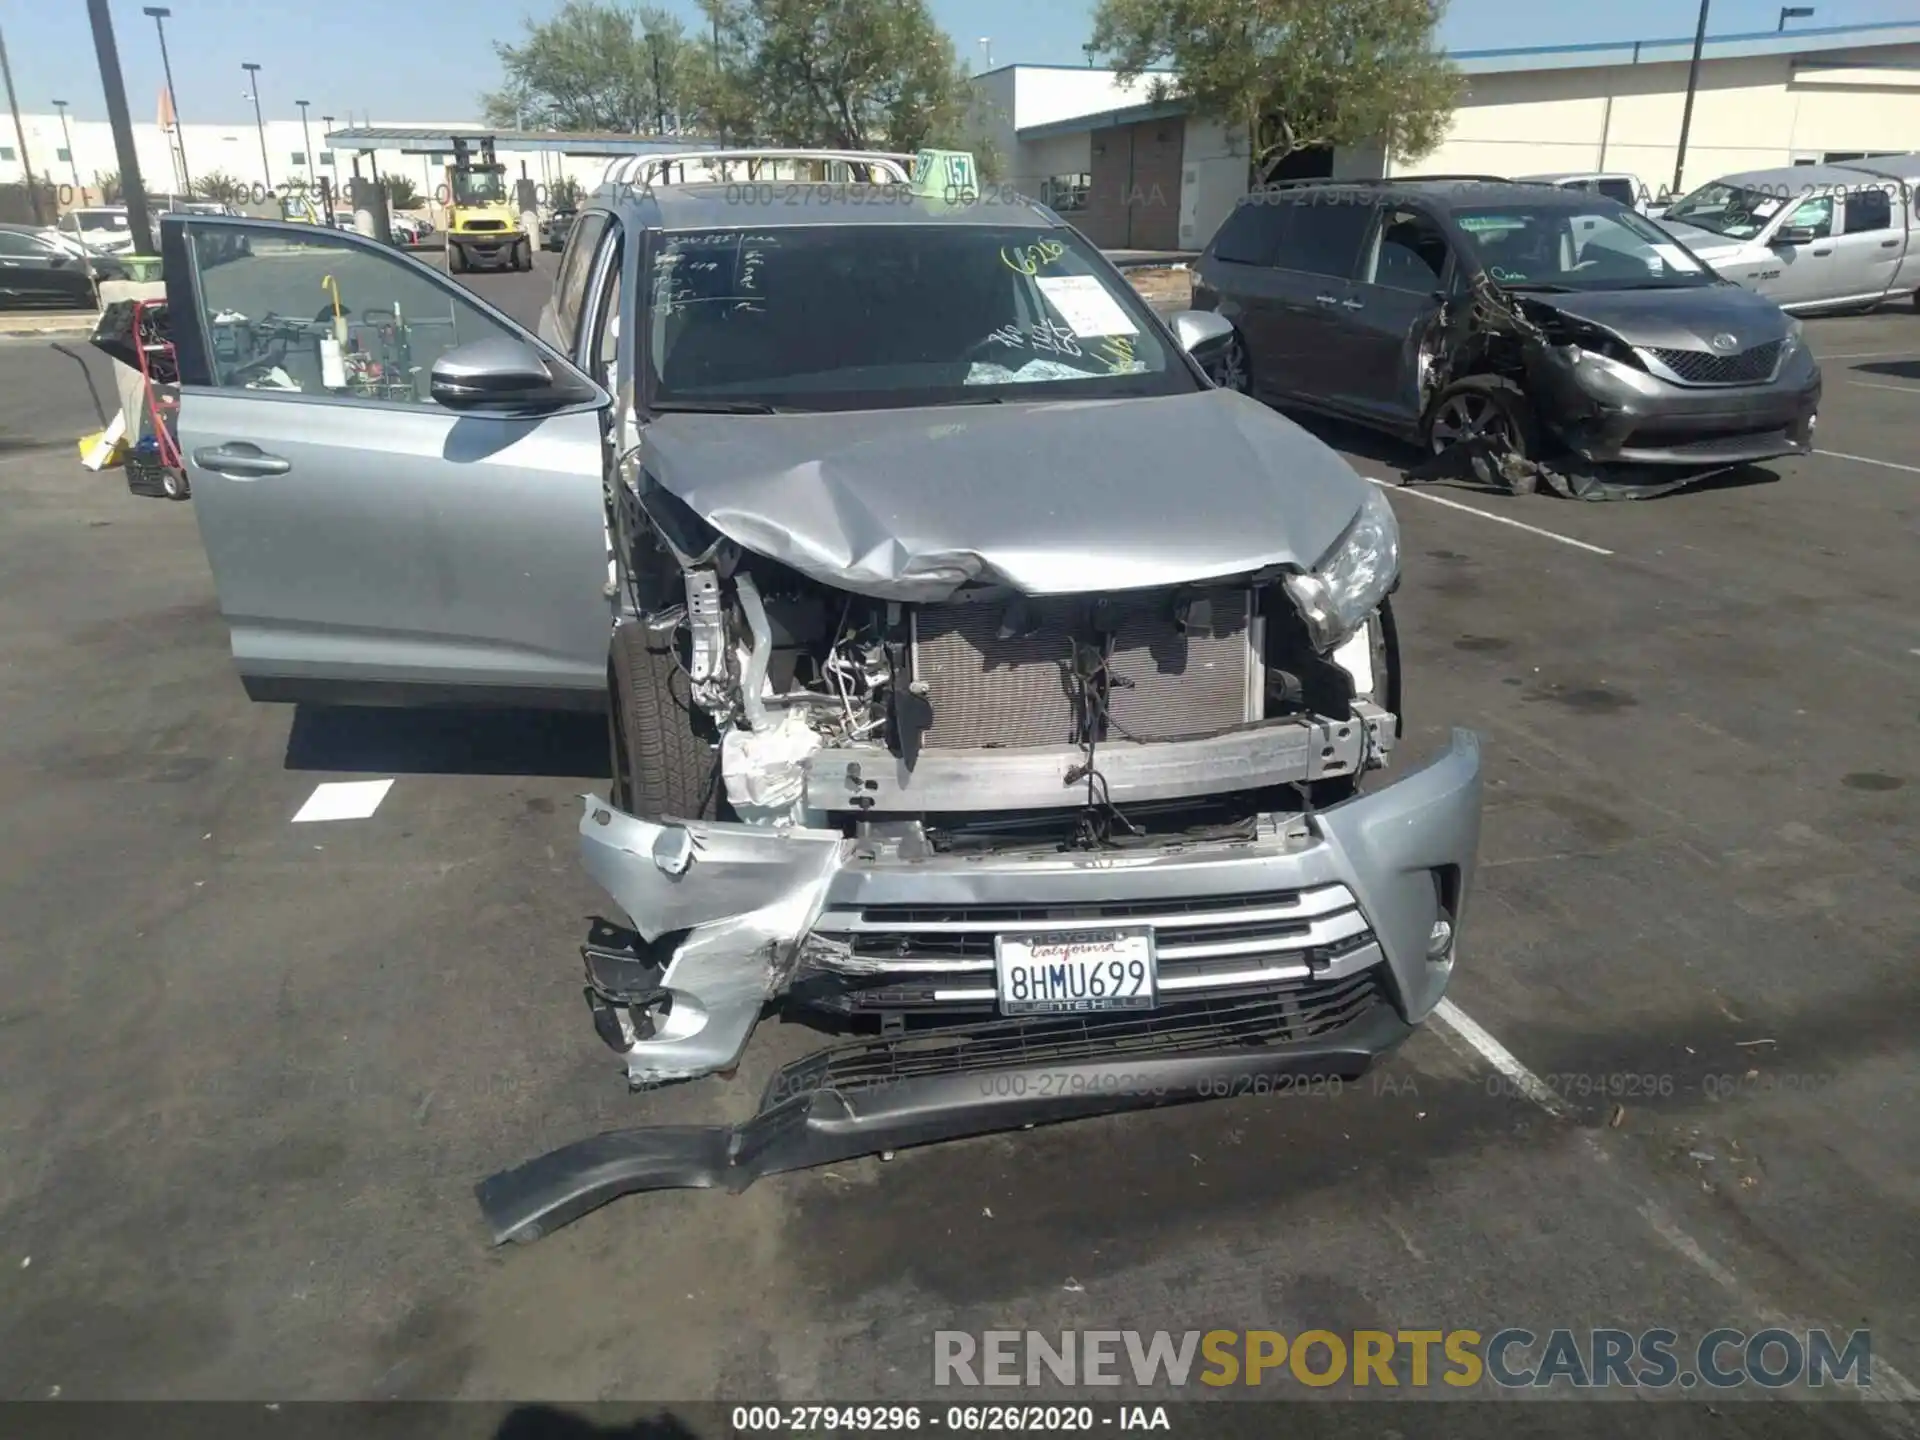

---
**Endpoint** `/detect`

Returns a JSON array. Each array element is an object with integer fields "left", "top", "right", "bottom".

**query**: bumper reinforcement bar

[{"left": 475, "top": 976, "right": 1411, "bottom": 1245}]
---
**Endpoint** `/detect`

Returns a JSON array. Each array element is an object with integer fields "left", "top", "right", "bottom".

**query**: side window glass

[
  {"left": 1276, "top": 200, "right": 1373, "bottom": 280},
  {"left": 556, "top": 211, "right": 610, "bottom": 344},
  {"left": 1364, "top": 207, "right": 1449, "bottom": 293},
  {"left": 1597, "top": 179, "right": 1637, "bottom": 207},
  {"left": 0, "top": 230, "right": 37, "bottom": 256},
  {"left": 188, "top": 227, "right": 525, "bottom": 403},
  {"left": 588, "top": 244, "right": 623, "bottom": 389},
  {"left": 1844, "top": 187, "right": 1891, "bottom": 234},
  {"left": 1784, "top": 195, "right": 1834, "bottom": 238},
  {"left": 1210, "top": 200, "right": 1290, "bottom": 266}
]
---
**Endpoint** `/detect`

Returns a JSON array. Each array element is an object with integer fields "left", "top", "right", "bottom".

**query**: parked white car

[
  {"left": 1516, "top": 172, "right": 1650, "bottom": 213},
  {"left": 58, "top": 207, "right": 136, "bottom": 256},
  {"left": 1654, "top": 160, "right": 1920, "bottom": 314}
]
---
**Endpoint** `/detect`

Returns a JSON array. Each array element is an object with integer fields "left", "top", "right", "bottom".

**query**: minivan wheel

[
  {"left": 1207, "top": 334, "right": 1250, "bottom": 393},
  {"left": 1424, "top": 376, "right": 1539, "bottom": 483}
]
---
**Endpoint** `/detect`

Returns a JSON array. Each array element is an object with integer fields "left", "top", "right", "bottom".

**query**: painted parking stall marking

[
  {"left": 1364, "top": 476, "right": 1616, "bottom": 556},
  {"left": 291, "top": 778, "right": 395, "bottom": 823}
]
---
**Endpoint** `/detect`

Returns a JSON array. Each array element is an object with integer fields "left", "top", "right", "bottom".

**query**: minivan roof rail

[{"left": 600, "top": 148, "right": 916, "bottom": 189}]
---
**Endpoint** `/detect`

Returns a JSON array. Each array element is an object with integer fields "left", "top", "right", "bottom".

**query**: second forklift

[{"left": 445, "top": 136, "right": 533, "bottom": 274}]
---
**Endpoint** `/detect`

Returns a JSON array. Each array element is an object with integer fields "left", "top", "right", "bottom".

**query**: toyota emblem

[{"left": 1709, "top": 332, "right": 1740, "bottom": 354}]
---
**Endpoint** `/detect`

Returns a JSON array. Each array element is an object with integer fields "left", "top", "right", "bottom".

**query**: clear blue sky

[{"left": 8, "top": 0, "right": 1915, "bottom": 124}]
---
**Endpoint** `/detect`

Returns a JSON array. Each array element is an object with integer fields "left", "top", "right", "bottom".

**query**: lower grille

[
  {"left": 911, "top": 590, "right": 1256, "bottom": 749},
  {"left": 461, "top": 219, "right": 509, "bottom": 233},
  {"left": 1646, "top": 340, "right": 1781, "bottom": 385},
  {"left": 796, "top": 972, "right": 1385, "bottom": 1087}
]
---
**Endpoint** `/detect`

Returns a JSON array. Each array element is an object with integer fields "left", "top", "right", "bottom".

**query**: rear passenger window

[
  {"left": 1208, "top": 200, "right": 1290, "bottom": 266},
  {"left": 1276, "top": 199, "right": 1374, "bottom": 279},
  {"left": 1597, "top": 179, "right": 1638, "bottom": 208},
  {"left": 555, "top": 211, "right": 610, "bottom": 345},
  {"left": 1845, "top": 187, "right": 1892, "bottom": 234}
]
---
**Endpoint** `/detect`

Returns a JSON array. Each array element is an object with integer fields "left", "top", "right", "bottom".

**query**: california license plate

[{"left": 993, "top": 927, "right": 1157, "bottom": 1015}]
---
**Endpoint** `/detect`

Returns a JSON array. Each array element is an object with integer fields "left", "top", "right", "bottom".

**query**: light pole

[
  {"left": 321, "top": 113, "right": 337, "bottom": 214},
  {"left": 648, "top": 35, "right": 666, "bottom": 134},
  {"left": 978, "top": 37, "right": 992, "bottom": 70},
  {"left": 295, "top": 98, "right": 314, "bottom": 198},
  {"left": 241, "top": 61, "right": 270, "bottom": 194},
  {"left": 144, "top": 7, "right": 188, "bottom": 191},
  {"left": 0, "top": 21, "right": 44, "bottom": 222},
  {"left": 51, "top": 98, "right": 80, "bottom": 185},
  {"left": 1671, "top": 0, "right": 1710, "bottom": 200}
]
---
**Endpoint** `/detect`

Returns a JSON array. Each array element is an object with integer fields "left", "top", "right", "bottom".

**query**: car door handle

[
  {"left": 1810, "top": 247, "right": 1833, "bottom": 256},
  {"left": 1314, "top": 294, "right": 1339, "bottom": 307},
  {"left": 1341, "top": 297, "right": 1365, "bottom": 309},
  {"left": 192, "top": 443, "right": 291, "bottom": 477},
  {"left": 1881, "top": 238, "right": 1900, "bottom": 248}
]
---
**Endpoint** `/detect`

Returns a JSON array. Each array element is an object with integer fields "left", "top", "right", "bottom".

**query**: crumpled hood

[
  {"left": 639, "top": 389, "right": 1367, "bottom": 601},
  {"left": 1517, "top": 283, "right": 1791, "bottom": 352}
]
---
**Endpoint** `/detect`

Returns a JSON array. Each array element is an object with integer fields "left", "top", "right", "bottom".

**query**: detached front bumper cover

[{"left": 476, "top": 731, "right": 1482, "bottom": 1245}]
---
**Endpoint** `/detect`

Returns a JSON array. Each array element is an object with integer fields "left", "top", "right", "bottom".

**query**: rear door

[
  {"left": 1264, "top": 197, "right": 1385, "bottom": 412},
  {"left": 1194, "top": 199, "right": 1292, "bottom": 401},
  {"left": 1340, "top": 203, "right": 1457, "bottom": 432},
  {"left": 1830, "top": 183, "right": 1903, "bottom": 306},
  {"left": 165, "top": 215, "right": 613, "bottom": 708}
]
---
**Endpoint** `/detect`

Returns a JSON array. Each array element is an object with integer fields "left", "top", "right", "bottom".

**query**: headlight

[
  {"left": 1282, "top": 486, "right": 1400, "bottom": 652},
  {"left": 1780, "top": 314, "right": 1804, "bottom": 360}
]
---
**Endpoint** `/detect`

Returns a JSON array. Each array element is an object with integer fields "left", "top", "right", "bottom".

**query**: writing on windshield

[{"left": 1455, "top": 207, "right": 1709, "bottom": 289}]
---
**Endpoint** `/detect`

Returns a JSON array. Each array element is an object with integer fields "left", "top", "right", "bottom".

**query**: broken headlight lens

[{"left": 1283, "top": 486, "right": 1400, "bottom": 653}]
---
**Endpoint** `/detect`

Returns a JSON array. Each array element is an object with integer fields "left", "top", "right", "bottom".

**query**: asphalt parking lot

[{"left": 1, "top": 252, "right": 1917, "bottom": 1425}]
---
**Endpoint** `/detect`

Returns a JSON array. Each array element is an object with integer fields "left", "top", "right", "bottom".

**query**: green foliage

[
  {"left": 382, "top": 175, "right": 422, "bottom": 209},
  {"left": 481, "top": 1, "right": 690, "bottom": 133},
  {"left": 549, "top": 174, "right": 585, "bottom": 208},
  {"left": 1090, "top": 0, "right": 1463, "bottom": 179},
  {"left": 191, "top": 171, "right": 248, "bottom": 204},
  {"left": 688, "top": 0, "right": 972, "bottom": 153},
  {"left": 93, "top": 169, "right": 124, "bottom": 204}
]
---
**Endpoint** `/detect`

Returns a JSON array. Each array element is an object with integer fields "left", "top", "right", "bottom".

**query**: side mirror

[
  {"left": 1771, "top": 226, "right": 1817, "bottom": 248},
  {"left": 1169, "top": 308, "right": 1235, "bottom": 357},
  {"left": 430, "top": 336, "right": 584, "bottom": 412}
]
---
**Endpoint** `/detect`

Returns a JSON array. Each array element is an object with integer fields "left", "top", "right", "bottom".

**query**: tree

[
  {"left": 550, "top": 174, "right": 585, "bottom": 208},
  {"left": 93, "top": 169, "right": 124, "bottom": 204},
  {"left": 482, "top": 1, "right": 690, "bottom": 132},
  {"left": 192, "top": 171, "right": 248, "bottom": 204},
  {"left": 382, "top": 175, "right": 422, "bottom": 209},
  {"left": 686, "top": 0, "right": 973, "bottom": 154},
  {"left": 1090, "top": 0, "right": 1463, "bottom": 184}
]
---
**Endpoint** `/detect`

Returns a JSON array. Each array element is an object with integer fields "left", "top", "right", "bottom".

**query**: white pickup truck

[{"left": 1654, "top": 157, "right": 1920, "bottom": 314}]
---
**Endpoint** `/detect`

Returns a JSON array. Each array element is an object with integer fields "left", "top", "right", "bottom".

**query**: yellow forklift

[{"left": 445, "top": 136, "right": 532, "bottom": 273}]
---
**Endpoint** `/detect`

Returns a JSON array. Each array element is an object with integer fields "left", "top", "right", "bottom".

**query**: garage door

[{"left": 1085, "top": 117, "right": 1187, "bottom": 251}]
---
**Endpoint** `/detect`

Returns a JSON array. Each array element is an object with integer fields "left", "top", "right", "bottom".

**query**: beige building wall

[{"left": 1412, "top": 44, "right": 1920, "bottom": 198}]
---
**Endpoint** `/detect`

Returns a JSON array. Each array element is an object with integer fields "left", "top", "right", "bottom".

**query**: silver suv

[{"left": 158, "top": 150, "right": 1483, "bottom": 1244}]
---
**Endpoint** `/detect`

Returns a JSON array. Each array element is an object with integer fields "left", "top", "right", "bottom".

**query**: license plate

[{"left": 994, "top": 927, "right": 1157, "bottom": 1015}]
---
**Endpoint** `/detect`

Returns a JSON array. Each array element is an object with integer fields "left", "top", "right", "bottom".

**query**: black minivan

[{"left": 1190, "top": 178, "right": 1820, "bottom": 477}]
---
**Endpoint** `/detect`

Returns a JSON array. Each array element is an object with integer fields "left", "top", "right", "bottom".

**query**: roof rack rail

[
  {"left": 1250, "top": 173, "right": 1515, "bottom": 190},
  {"left": 599, "top": 148, "right": 916, "bottom": 190}
]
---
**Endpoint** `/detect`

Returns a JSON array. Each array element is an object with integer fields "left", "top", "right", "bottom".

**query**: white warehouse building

[{"left": 969, "top": 18, "right": 1920, "bottom": 253}]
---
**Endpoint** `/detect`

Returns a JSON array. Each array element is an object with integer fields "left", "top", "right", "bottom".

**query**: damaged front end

[
  {"left": 1409, "top": 274, "right": 1820, "bottom": 502},
  {"left": 476, "top": 467, "right": 1484, "bottom": 1242}
]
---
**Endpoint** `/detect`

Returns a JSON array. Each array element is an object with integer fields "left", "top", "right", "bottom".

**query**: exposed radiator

[{"left": 910, "top": 591, "right": 1258, "bottom": 749}]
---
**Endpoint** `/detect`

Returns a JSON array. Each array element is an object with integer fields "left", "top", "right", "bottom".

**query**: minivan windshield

[
  {"left": 1454, "top": 204, "right": 1713, "bottom": 289},
  {"left": 645, "top": 223, "right": 1194, "bottom": 411},
  {"left": 1662, "top": 183, "right": 1784, "bottom": 240}
]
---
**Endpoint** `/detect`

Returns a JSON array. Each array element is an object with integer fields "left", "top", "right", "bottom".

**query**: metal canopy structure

[{"left": 323, "top": 126, "right": 726, "bottom": 157}]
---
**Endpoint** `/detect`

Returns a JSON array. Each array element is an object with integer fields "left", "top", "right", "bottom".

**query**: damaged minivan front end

[{"left": 477, "top": 391, "right": 1484, "bottom": 1245}]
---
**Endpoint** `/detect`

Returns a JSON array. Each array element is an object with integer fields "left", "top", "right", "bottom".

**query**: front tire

[
  {"left": 608, "top": 621, "right": 723, "bottom": 821},
  {"left": 1423, "top": 375, "right": 1539, "bottom": 486},
  {"left": 448, "top": 243, "right": 468, "bottom": 275}
]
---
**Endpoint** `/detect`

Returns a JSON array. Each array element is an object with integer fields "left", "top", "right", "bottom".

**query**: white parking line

[
  {"left": 1818, "top": 449, "right": 1920, "bottom": 476},
  {"left": 1431, "top": 999, "right": 1575, "bottom": 1117},
  {"left": 1846, "top": 379, "right": 1920, "bottom": 396},
  {"left": 291, "top": 778, "right": 395, "bottom": 823},
  {"left": 1365, "top": 477, "right": 1616, "bottom": 557},
  {"left": 1819, "top": 349, "right": 1919, "bottom": 360}
]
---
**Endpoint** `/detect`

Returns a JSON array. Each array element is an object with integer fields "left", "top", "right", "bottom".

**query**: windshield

[
  {"left": 453, "top": 169, "right": 507, "bottom": 206},
  {"left": 1454, "top": 205, "right": 1712, "bottom": 289},
  {"left": 645, "top": 223, "right": 1194, "bottom": 411},
  {"left": 76, "top": 211, "right": 130, "bottom": 233},
  {"left": 1662, "top": 183, "right": 1786, "bottom": 240}
]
